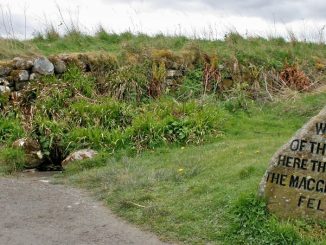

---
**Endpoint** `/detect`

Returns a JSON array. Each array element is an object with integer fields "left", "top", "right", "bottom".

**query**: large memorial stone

[{"left": 259, "top": 106, "right": 326, "bottom": 219}]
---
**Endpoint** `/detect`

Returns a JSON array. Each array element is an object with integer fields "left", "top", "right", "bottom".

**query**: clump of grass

[
  {"left": 124, "top": 97, "right": 227, "bottom": 151},
  {"left": 0, "top": 118, "right": 24, "bottom": 145},
  {"left": 224, "top": 194, "right": 304, "bottom": 244},
  {"left": 68, "top": 98, "right": 133, "bottom": 129},
  {"left": 103, "top": 63, "right": 150, "bottom": 102},
  {"left": 95, "top": 26, "right": 121, "bottom": 44},
  {"left": 175, "top": 68, "right": 203, "bottom": 100},
  {"left": 149, "top": 61, "right": 166, "bottom": 98},
  {"left": 0, "top": 92, "right": 10, "bottom": 108},
  {"left": 44, "top": 25, "right": 60, "bottom": 41},
  {"left": 0, "top": 147, "right": 26, "bottom": 174}
]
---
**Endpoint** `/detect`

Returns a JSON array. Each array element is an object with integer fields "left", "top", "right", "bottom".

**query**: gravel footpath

[{"left": 0, "top": 174, "right": 169, "bottom": 245}]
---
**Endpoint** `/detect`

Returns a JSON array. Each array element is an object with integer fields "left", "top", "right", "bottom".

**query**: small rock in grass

[
  {"left": 61, "top": 149, "right": 98, "bottom": 168},
  {"left": 53, "top": 59, "right": 67, "bottom": 74}
]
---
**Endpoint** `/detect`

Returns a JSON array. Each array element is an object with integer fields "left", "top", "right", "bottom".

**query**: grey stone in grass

[
  {"left": 33, "top": 57, "right": 54, "bottom": 75},
  {"left": 53, "top": 59, "right": 67, "bottom": 74}
]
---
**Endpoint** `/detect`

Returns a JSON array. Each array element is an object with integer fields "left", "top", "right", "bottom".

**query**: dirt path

[{"left": 0, "top": 174, "right": 169, "bottom": 245}]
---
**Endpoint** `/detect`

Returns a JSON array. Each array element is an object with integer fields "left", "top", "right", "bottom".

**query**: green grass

[
  {"left": 58, "top": 93, "right": 326, "bottom": 244},
  {"left": 0, "top": 147, "right": 26, "bottom": 175}
]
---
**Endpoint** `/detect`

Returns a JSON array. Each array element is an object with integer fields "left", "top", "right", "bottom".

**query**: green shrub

[
  {"left": 105, "top": 63, "right": 150, "bottom": 101},
  {"left": 125, "top": 97, "right": 227, "bottom": 150},
  {"left": 64, "top": 127, "right": 120, "bottom": 150},
  {"left": 37, "top": 85, "right": 74, "bottom": 119},
  {"left": 175, "top": 68, "right": 203, "bottom": 100},
  {"left": 68, "top": 98, "right": 134, "bottom": 129},
  {"left": 126, "top": 113, "right": 166, "bottom": 151},
  {"left": 35, "top": 66, "right": 97, "bottom": 120},
  {"left": 222, "top": 83, "right": 253, "bottom": 112},
  {"left": 63, "top": 66, "right": 96, "bottom": 97},
  {"left": 32, "top": 117, "right": 69, "bottom": 164}
]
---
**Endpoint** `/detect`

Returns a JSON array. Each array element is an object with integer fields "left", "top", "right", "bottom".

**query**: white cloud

[{"left": 0, "top": 0, "right": 325, "bottom": 42}]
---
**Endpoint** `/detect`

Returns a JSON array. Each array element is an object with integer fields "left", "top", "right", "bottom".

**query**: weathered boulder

[
  {"left": 259, "top": 106, "right": 326, "bottom": 220},
  {"left": 12, "top": 138, "right": 43, "bottom": 168},
  {"left": 11, "top": 70, "right": 29, "bottom": 81},
  {"left": 61, "top": 149, "right": 98, "bottom": 168},
  {"left": 10, "top": 70, "right": 29, "bottom": 90},
  {"left": 13, "top": 57, "right": 33, "bottom": 70},
  {"left": 32, "top": 57, "right": 54, "bottom": 75},
  {"left": 49, "top": 58, "right": 67, "bottom": 74},
  {"left": 54, "top": 60, "right": 67, "bottom": 74}
]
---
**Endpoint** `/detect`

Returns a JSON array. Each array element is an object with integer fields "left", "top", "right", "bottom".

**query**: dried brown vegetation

[{"left": 280, "top": 65, "right": 311, "bottom": 91}]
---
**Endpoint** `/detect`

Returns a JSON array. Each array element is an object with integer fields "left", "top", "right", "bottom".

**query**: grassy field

[
  {"left": 1, "top": 31, "right": 326, "bottom": 244},
  {"left": 58, "top": 93, "right": 326, "bottom": 244}
]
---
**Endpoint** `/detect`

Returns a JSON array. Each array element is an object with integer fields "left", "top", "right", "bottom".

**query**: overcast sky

[{"left": 0, "top": 0, "right": 325, "bottom": 41}]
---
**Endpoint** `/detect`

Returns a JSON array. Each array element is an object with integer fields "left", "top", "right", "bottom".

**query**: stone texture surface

[
  {"left": 62, "top": 149, "right": 98, "bottom": 168},
  {"left": 9, "top": 70, "right": 29, "bottom": 90},
  {"left": 0, "top": 85, "right": 10, "bottom": 93},
  {"left": 0, "top": 65, "right": 12, "bottom": 77},
  {"left": 13, "top": 57, "right": 33, "bottom": 70},
  {"left": 10, "top": 70, "right": 29, "bottom": 82},
  {"left": 32, "top": 57, "right": 54, "bottom": 75},
  {"left": 52, "top": 58, "right": 67, "bottom": 74},
  {"left": 259, "top": 106, "right": 326, "bottom": 219},
  {"left": 29, "top": 73, "right": 38, "bottom": 81}
]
